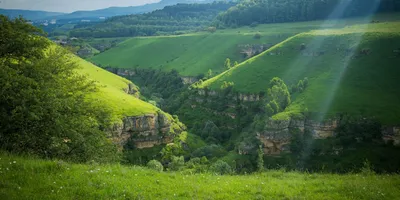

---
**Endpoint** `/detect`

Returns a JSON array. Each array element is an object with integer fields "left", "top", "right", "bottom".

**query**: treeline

[
  {"left": 70, "top": 1, "right": 236, "bottom": 38},
  {"left": 216, "top": 0, "right": 400, "bottom": 27}
]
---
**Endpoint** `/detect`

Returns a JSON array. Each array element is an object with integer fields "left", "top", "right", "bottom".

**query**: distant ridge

[{"left": 0, "top": 0, "right": 214, "bottom": 21}]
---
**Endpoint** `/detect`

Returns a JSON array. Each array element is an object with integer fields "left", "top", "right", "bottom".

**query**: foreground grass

[{"left": 1, "top": 153, "right": 399, "bottom": 199}]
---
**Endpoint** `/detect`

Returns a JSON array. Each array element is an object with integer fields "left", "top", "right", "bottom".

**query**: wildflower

[
  {"left": 13, "top": 161, "right": 16, "bottom": 164},
  {"left": 60, "top": 186, "right": 63, "bottom": 189}
]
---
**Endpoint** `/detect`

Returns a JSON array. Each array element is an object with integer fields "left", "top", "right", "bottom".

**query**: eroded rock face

[
  {"left": 257, "top": 118, "right": 338, "bottom": 155},
  {"left": 111, "top": 112, "right": 183, "bottom": 149},
  {"left": 181, "top": 76, "right": 199, "bottom": 85}
]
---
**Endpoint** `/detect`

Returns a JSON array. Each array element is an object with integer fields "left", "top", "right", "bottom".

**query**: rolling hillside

[
  {"left": 71, "top": 50, "right": 161, "bottom": 122},
  {"left": 200, "top": 21, "right": 400, "bottom": 123},
  {"left": 90, "top": 14, "right": 400, "bottom": 77}
]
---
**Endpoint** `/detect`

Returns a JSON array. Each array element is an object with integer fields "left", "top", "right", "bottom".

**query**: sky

[{"left": 0, "top": 0, "right": 160, "bottom": 13}]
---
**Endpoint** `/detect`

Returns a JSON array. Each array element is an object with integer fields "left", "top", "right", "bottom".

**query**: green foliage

[
  {"left": 191, "top": 144, "right": 227, "bottom": 159},
  {"left": 169, "top": 156, "right": 185, "bottom": 171},
  {"left": 0, "top": 17, "right": 119, "bottom": 163},
  {"left": 217, "top": 0, "right": 400, "bottom": 27},
  {"left": 220, "top": 81, "right": 235, "bottom": 90},
  {"left": 0, "top": 15, "right": 49, "bottom": 61},
  {"left": 297, "top": 80, "right": 304, "bottom": 92},
  {"left": 335, "top": 115, "right": 382, "bottom": 146},
  {"left": 147, "top": 160, "right": 164, "bottom": 172},
  {"left": 224, "top": 58, "right": 231, "bottom": 69},
  {"left": 210, "top": 160, "right": 232, "bottom": 175},
  {"left": 257, "top": 145, "right": 264, "bottom": 172},
  {"left": 254, "top": 32, "right": 262, "bottom": 39},
  {"left": 267, "top": 77, "right": 291, "bottom": 112}
]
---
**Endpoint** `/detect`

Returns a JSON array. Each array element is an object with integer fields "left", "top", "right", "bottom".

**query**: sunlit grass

[{"left": 1, "top": 153, "right": 399, "bottom": 199}]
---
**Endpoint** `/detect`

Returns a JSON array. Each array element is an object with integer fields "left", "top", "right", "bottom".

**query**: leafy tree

[
  {"left": 267, "top": 77, "right": 291, "bottom": 112},
  {"left": 0, "top": 16, "right": 118, "bottom": 163},
  {"left": 147, "top": 160, "right": 164, "bottom": 172},
  {"left": 297, "top": 80, "right": 304, "bottom": 92},
  {"left": 224, "top": 58, "right": 231, "bottom": 69},
  {"left": 207, "top": 69, "right": 213, "bottom": 78}
]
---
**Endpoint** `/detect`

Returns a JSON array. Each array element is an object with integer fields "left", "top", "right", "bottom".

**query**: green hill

[
  {"left": 2, "top": 152, "right": 400, "bottom": 200},
  {"left": 199, "top": 21, "right": 400, "bottom": 123},
  {"left": 72, "top": 52, "right": 161, "bottom": 122},
  {"left": 90, "top": 14, "right": 400, "bottom": 77}
]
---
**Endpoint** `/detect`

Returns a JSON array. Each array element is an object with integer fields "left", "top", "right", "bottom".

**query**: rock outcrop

[
  {"left": 111, "top": 111, "right": 183, "bottom": 149},
  {"left": 257, "top": 117, "right": 338, "bottom": 154}
]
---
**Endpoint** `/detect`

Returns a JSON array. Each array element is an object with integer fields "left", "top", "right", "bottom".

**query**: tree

[
  {"left": 297, "top": 80, "right": 304, "bottom": 92},
  {"left": 207, "top": 69, "right": 213, "bottom": 78},
  {"left": 257, "top": 145, "right": 264, "bottom": 172},
  {"left": 224, "top": 58, "right": 231, "bottom": 69},
  {"left": 0, "top": 16, "right": 118, "bottom": 163},
  {"left": 267, "top": 77, "right": 291, "bottom": 112}
]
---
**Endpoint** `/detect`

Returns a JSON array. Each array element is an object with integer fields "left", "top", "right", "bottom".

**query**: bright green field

[
  {"left": 89, "top": 14, "right": 400, "bottom": 77},
  {"left": 73, "top": 55, "right": 160, "bottom": 122},
  {"left": 1, "top": 153, "right": 399, "bottom": 200},
  {"left": 200, "top": 22, "right": 400, "bottom": 124}
]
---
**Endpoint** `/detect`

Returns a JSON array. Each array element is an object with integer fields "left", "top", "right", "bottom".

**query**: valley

[{"left": 1, "top": 0, "right": 400, "bottom": 199}]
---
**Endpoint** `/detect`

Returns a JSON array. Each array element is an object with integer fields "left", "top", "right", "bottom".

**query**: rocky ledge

[
  {"left": 257, "top": 117, "right": 400, "bottom": 155},
  {"left": 110, "top": 111, "right": 184, "bottom": 149}
]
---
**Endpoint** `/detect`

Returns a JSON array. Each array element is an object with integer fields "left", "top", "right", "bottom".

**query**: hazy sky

[{"left": 0, "top": 0, "right": 160, "bottom": 13}]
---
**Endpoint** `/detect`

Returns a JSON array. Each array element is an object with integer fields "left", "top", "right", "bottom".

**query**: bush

[
  {"left": 169, "top": 156, "right": 185, "bottom": 171},
  {"left": 210, "top": 160, "right": 232, "bottom": 175},
  {"left": 254, "top": 32, "right": 262, "bottom": 39},
  {"left": 147, "top": 160, "right": 164, "bottom": 172}
]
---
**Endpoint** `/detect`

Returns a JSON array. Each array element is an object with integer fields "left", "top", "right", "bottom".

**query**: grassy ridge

[
  {"left": 89, "top": 14, "right": 400, "bottom": 77},
  {"left": 73, "top": 54, "right": 160, "bottom": 122},
  {"left": 200, "top": 22, "right": 400, "bottom": 123},
  {"left": 1, "top": 153, "right": 399, "bottom": 199}
]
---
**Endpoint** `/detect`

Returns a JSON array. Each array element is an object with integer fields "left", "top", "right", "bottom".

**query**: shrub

[
  {"left": 147, "top": 160, "right": 164, "bottom": 172},
  {"left": 207, "top": 26, "right": 217, "bottom": 33},
  {"left": 169, "top": 156, "right": 185, "bottom": 171},
  {"left": 254, "top": 32, "right": 262, "bottom": 39},
  {"left": 210, "top": 160, "right": 232, "bottom": 175}
]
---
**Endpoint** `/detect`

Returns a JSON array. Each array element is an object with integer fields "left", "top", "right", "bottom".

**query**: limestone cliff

[
  {"left": 256, "top": 117, "right": 338, "bottom": 154},
  {"left": 111, "top": 111, "right": 184, "bottom": 149}
]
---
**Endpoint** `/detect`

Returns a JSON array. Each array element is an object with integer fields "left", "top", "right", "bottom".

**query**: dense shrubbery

[
  {"left": 217, "top": 0, "right": 400, "bottom": 27},
  {"left": 0, "top": 16, "right": 119, "bottom": 163}
]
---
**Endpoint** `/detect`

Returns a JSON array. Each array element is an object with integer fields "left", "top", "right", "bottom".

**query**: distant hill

[
  {"left": 70, "top": 1, "right": 236, "bottom": 38},
  {"left": 0, "top": 8, "right": 64, "bottom": 20},
  {"left": 50, "top": 0, "right": 213, "bottom": 20},
  {"left": 0, "top": 0, "right": 213, "bottom": 21}
]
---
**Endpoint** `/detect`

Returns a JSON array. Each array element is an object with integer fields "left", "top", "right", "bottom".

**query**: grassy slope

[
  {"left": 1, "top": 153, "right": 399, "bottom": 200},
  {"left": 200, "top": 21, "right": 400, "bottom": 124},
  {"left": 73, "top": 55, "right": 160, "bottom": 122},
  {"left": 89, "top": 14, "right": 400, "bottom": 77}
]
